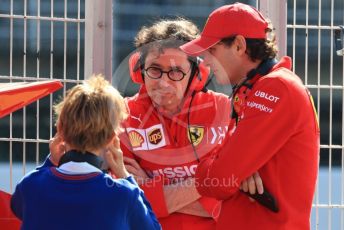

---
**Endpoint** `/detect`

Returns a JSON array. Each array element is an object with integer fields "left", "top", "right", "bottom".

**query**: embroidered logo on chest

[
  {"left": 126, "top": 124, "right": 166, "bottom": 151},
  {"left": 187, "top": 126, "right": 204, "bottom": 146},
  {"left": 148, "top": 128, "right": 163, "bottom": 145},
  {"left": 128, "top": 130, "right": 144, "bottom": 148}
]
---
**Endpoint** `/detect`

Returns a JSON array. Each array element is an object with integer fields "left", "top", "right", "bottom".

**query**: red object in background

[
  {"left": 0, "top": 80, "right": 63, "bottom": 118},
  {"left": 0, "top": 191, "right": 21, "bottom": 230},
  {"left": 0, "top": 80, "right": 63, "bottom": 229}
]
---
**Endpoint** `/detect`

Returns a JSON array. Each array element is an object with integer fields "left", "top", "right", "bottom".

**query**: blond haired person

[{"left": 11, "top": 76, "right": 161, "bottom": 230}]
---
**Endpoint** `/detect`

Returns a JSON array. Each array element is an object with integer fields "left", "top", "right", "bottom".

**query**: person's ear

[
  {"left": 234, "top": 35, "right": 247, "bottom": 55},
  {"left": 55, "top": 120, "right": 66, "bottom": 141},
  {"left": 56, "top": 120, "right": 62, "bottom": 133},
  {"left": 106, "top": 131, "right": 117, "bottom": 147}
]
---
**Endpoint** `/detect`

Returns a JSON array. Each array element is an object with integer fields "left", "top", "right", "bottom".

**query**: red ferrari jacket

[
  {"left": 120, "top": 86, "right": 230, "bottom": 230},
  {"left": 195, "top": 57, "right": 320, "bottom": 230}
]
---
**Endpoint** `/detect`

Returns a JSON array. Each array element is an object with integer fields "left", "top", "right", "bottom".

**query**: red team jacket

[
  {"left": 120, "top": 86, "right": 230, "bottom": 230},
  {"left": 195, "top": 57, "right": 320, "bottom": 230}
]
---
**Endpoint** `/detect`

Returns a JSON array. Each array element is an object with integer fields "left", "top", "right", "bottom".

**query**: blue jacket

[{"left": 11, "top": 154, "right": 161, "bottom": 230}]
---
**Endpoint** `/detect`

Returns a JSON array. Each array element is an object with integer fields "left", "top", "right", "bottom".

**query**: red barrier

[{"left": 0, "top": 80, "right": 63, "bottom": 118}]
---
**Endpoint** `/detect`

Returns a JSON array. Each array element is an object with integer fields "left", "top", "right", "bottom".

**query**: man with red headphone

[{"left": 120, "top": 18, "right": 265, "bottom": 230}]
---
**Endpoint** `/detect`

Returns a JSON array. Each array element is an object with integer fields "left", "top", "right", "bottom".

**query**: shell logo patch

[
  {"left": 128, "top": 130, "right": 144, "bottom": 148},
  {"left": 126, "top": 124, "right": 166, "bottom": 151}
]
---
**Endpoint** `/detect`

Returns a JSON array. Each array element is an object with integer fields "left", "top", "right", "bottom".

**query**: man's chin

[
  {"left": 153, "top": 102, "right": 179, "bottom": 114},
  {"left": 214, "top": 76, "right": 231, "bottom": 85},
  {"left": 153, "top": 98, "right": 174, "bottom": 107},
  {"left": 212, "top": 71, "right": 228, "bottom": 84},
  {"left": 153, "top": 92, "right": 174, "bottom": 98}
]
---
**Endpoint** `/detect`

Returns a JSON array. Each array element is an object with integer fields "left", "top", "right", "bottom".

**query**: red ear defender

[
  {"left": 191, "top": 60, "right": 210, "bottom": 92},
  {"left": 128, "top": 52, "right": 144, "bottom": 84}
]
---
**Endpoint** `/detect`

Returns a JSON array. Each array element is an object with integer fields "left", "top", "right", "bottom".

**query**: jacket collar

[
  {"left": 271, "top": 56, "right": 292, "bottom": 71},
  {"left": 58, "top": 150, "right": 104, "bottom": 171}
]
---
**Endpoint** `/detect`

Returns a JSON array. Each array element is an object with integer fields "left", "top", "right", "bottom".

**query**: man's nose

[{"left": 158, "top": 74, "right": 172, "bottom": 87}]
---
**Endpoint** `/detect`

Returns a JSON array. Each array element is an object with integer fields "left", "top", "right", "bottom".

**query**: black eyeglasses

[{"left": 144, "top": 66, "right": 191, "bottom": 81}]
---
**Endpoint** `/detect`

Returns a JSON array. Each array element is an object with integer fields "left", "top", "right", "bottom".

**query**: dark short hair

[
  {"left": 134, "top": 18, "right": 199, "bottom": 65},
  {"left": 220, "top": 27, "right": 278, "bottom": 62}
]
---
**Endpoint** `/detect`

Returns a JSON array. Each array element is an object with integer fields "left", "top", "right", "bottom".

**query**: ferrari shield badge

[{"left": 187, "top": 126, "right": 204, "bottom": 146}]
